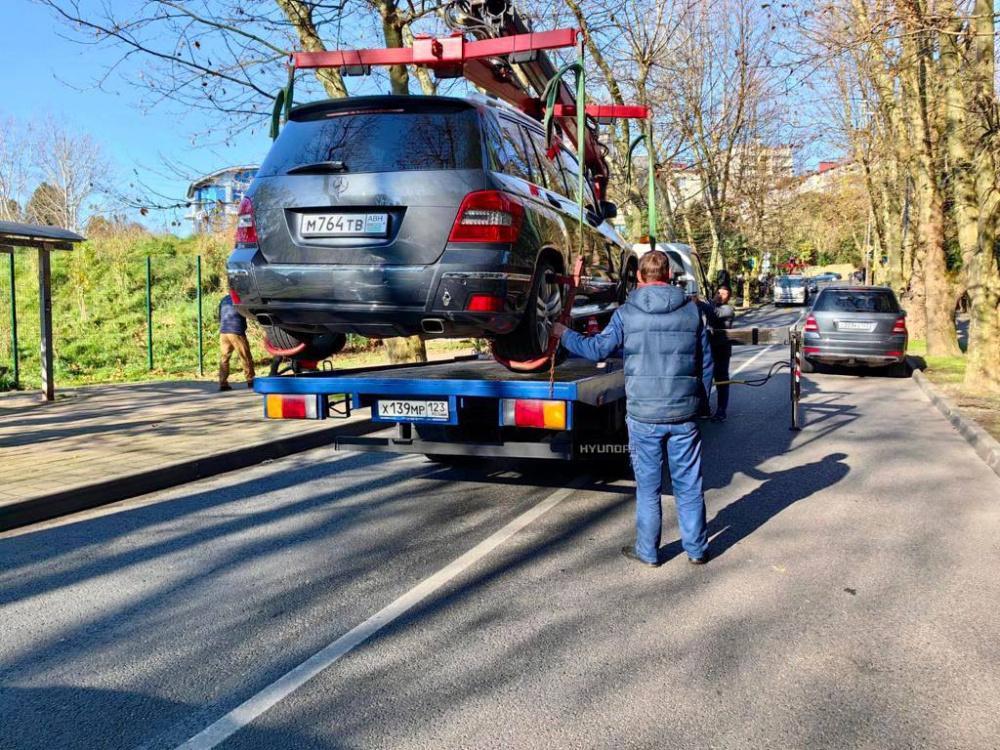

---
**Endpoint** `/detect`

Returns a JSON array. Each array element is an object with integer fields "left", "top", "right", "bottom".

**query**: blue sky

[
  {"left": 0, "top": 0, "right": 264, "bottom": 232},
  {"left": 1, "top": 1, "right": 831, "bottom": 235}
]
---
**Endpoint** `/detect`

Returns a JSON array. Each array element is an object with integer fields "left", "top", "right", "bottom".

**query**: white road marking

[
  {"left": 174, "top": 476, "right": 589, "bottom": 750},
  {"left": 731, "top": 344, "right": 777, "bottom": 376}
]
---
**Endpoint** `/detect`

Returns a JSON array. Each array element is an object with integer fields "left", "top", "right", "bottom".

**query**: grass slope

[{"left": 1, "top": 230, "right": 235, "bottom": 389}]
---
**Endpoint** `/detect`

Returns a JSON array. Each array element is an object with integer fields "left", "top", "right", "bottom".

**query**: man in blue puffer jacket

[{"left": 553, "top": 250, "right": 714, "bottom": 566}]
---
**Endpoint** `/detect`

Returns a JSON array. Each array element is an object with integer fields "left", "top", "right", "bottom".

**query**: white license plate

[
  {"left": 376, "top": 399, "right": 450, "bottom": 421},
  {"left": 301, "top": 213, "right": 388, "bottom": 237},
  {"left": 838, "top": 320, "right": 876, "bottom": 332}
]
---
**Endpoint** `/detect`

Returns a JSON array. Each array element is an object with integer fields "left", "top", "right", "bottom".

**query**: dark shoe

[
  {"left": 710, "top": 412, "right": 727, "bottom": 423},
  {"left": 218, "top": 384, "right": 233, "bottom": 392},
  {"left": 621, "top": 545, "right": 661, "bottom": 568},
  {"left": 688, "top": 550, "right": 712, "bottom": 565}
]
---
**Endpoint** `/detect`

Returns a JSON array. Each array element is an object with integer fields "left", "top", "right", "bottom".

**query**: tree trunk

[
  {"left": 378, "top": 2, "right": 410, "bottom": 96},
  {"left": 402, "top": 24, "right": 436, "bottom": 96},
  {"left": 275, "top": 0, "right": 347, "bottom": 98},
  {"left": 964, "top": 0, "right": 1000, "bottom": 390},
  {"left": 900, "top": 16, "right": 959, "bottom": 354},
  {"left": 384, "top": 336, "right": 427, "bottom": 364}
]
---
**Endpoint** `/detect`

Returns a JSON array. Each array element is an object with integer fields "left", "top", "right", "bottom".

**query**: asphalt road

[{"left": 3, "top": 304, "right": 999, "bottom": 750}]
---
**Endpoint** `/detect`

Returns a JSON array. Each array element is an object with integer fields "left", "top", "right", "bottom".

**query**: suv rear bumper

[
  {"left": 227, "top": 246, "right": 534, "bottom": 338},
  {"left": 803, "top": 336, "right": 906, "bottom": 366},
  {"left": 244, "top": 301, "right": 522, "bottom": 338}
]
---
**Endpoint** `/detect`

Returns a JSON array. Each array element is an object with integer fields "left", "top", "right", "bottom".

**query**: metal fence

[{"left": 3, "top": 253, "right": 216, "bottom": 389}]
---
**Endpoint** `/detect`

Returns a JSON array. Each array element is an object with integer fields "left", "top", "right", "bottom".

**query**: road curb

[
  {"left": 911, "top": 366, "right": 1000, "bottom": 481},
  {"left": 0, "top": 418, "right": 381, "bottom": 532}
]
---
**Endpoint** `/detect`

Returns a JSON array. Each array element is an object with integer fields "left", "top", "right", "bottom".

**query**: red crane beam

[{"left": 292, "top": 29, "right": 580, "bottom": 70}]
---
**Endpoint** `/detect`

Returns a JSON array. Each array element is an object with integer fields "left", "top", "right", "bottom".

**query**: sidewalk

[{"left": 0, "top": 380, "right": 371, "bottom": 530}]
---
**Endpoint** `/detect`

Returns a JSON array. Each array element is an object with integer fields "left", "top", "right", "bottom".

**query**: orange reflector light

[
  {"left": 266, "top": 394, "right": 319, "bottom": 419},
  {"left": 501, "top": 399, "right": 568, "bottom": 430}
]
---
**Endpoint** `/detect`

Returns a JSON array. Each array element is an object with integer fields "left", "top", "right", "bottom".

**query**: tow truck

[{"left": 251, "top": 0, "right": 803, "bottom": 462}]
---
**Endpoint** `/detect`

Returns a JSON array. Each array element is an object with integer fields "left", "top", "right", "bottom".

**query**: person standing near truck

[
  {"left": 704, "top": 286, "right": 735, "bottom": 422},
  {"left": 553, "top": 250, "right": 714, "bottom": 567},
  {"left": 218, "top": 294, "right": 255, "bottom": 392}
]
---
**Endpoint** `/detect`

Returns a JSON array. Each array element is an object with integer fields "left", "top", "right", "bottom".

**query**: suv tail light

[
  {"left": 892, "top": 316, "right": 907, "bottom": 334},
  {"left": 466, "top": 293, "right": 505, "bottom": 312},
  {"left": 804, "top": 315, "right": 819, "bottom": 332},
  {"left": 449, "top": 191, "right": 524, "bottom": 243},
  {"left": 235, "top": 196, "right": 258, "bottom": 245}
]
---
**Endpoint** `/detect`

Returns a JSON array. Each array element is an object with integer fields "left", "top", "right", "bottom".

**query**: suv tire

[
  {"left": 263, "top": 325, "right": 347, "bottom": 361},
  {"left": 493, "top": 259, "right": 564, "bottom": 365}
]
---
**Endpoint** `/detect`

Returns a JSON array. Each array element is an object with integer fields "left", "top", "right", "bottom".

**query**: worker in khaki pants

[{"left": 218, "top": 294, "right": 255, "bottom": 391}]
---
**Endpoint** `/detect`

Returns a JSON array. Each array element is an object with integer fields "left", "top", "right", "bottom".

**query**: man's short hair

[{"left": 638, "top": 250, "right": 670, "bottom": 283}]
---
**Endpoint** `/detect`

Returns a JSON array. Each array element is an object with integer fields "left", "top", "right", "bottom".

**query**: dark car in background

[
  {"left": 802, "top": 286, "right": 908, "bottom": 375},
  {"left": 226, "top": 94, "right": 635, "bottom": 367}
]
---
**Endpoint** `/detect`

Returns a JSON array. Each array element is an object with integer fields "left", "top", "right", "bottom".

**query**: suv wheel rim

[
  {"left": 624, "top": 263, "right": 638, "bottom": 296},
  {"left": 535, "top": 276, "right": 562, "bottom": 351}
]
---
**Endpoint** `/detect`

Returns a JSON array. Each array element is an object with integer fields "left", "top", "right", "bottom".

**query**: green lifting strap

[
  {"left": 270, "top": 88, "right": 285, "bottom": 140},
  {"left": 626, "top": 125, "right": 658, "bottom": 247},
  {"left": 540, "top": 52, "right": 587, "bottom": 259},
  {"left": 269, "top": 66, "right": 297, "bottom": 141},
  {"left": 283, "top": 66, "right": 295, "bottom": 122}
]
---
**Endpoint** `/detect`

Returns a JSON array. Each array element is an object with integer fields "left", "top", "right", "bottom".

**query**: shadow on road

[
  {"left": 0, "top": 685, "right": 317, "bottom": 750},
  {"left": 657, "top": 452, "right": 850, "bottom": 563}
]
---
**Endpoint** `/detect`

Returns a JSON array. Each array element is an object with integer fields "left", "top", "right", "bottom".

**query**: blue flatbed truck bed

[{"left": 255, "top": 355, "right": 630, "bottom": 462}]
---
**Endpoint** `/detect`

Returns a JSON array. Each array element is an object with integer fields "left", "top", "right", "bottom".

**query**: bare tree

[
  {"left": 658, "top": 0, "right": 782, "bottom": 274},
  {"left": 0, "top": 116, "right": 31, "bottom": 222},
  {"left": 26, "top": 118, "right": 109, "bottom": 233}
]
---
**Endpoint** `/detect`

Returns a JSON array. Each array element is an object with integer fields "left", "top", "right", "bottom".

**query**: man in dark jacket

[
  {"left": 218, "top": 294, "right": 255, "bottom": 391},
  {"left": 554, "top": 250, "right": 714, "bottom": 566},
  {"left": 703, "top": 285, "right": 735, "bottom": 422}
]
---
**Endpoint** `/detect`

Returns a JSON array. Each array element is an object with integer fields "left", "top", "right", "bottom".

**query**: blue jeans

[{"left": 626, "top": 417, "right": 708, "bottom": 563}]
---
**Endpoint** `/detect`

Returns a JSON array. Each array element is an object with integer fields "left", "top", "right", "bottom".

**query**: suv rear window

[
  {"left": 257, "top": 107, "right": 482, "bottom": 177},
  {"left": 813, "top": 290, "right": 900, "bottom": 313}
]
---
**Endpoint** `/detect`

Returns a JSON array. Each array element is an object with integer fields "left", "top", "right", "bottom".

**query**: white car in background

[
  {"left": 774, "top": 274, "right": 810, "bottom": 306},
  {"left": 631, "top": 242, "right": 715, "bottom": 298}
]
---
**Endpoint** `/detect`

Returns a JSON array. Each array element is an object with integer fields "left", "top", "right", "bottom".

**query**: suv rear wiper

[{"left": 286, "top": 160, "right": 348, "bottom": 175}]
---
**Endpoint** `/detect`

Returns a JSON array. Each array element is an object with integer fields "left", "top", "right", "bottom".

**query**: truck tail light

[
  {"left": 466, "top": 293, "right": 505, "bottom": 312},
  {"left": 892, "top": 317, "right": 907, "bottom": 334},
  {"left": 501, "top": 399, "right": 568, "bottom": 430},
  {"left": 804, "top": 315, "right": 819, "bottom": 332},
  {"left": 229, "top": 288, "right": 242, "bottom": 304},
  {"left": 448, "top": 191, "right": 524, "bottom": 243},
  {"left": 235, "top": 196, "right": 258, "bottom": 245},
  {"left": 265, "top": 394, "right": 320, "bottom": 419}
]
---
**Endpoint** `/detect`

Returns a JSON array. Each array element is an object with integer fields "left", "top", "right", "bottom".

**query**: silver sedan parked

[{"left": 801, "top": 286, "right": 908, "bottom": 376}]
